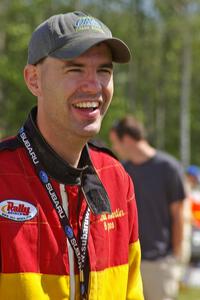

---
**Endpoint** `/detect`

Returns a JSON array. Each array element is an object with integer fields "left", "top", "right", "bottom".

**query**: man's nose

[{"left": 80, "top": 73, "right": 102, "bottom": 93}]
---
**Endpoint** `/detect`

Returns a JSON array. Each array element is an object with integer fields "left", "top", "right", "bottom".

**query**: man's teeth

[{"left": 74, "top": 102, "right": 99, "bottom": 108}]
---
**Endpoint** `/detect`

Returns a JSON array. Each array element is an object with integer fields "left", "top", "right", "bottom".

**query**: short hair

[{"left": 111, "top": 116, "right": 146, "bottom": 141}]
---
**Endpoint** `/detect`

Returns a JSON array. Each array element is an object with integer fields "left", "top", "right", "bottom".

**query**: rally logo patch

[{"left": 0, "top": 199, "right": 37, "bottom": 222}]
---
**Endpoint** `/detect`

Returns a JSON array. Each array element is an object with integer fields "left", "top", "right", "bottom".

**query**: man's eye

[
  {"left": 68, "top": 68, "right": 82, "bottom": 72},
  {"left": 99, "top": 68, "right": 112, "bottom": 74}
]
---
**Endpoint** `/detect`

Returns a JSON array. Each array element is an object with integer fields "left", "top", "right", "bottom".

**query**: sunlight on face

[{"left": 36, "top": 43, "right": 114, "bottom": 142}]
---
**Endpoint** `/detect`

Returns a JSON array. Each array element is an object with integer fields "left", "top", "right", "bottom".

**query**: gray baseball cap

[{"left": 28, "top": 11, "right": 131, "bottom": 65}]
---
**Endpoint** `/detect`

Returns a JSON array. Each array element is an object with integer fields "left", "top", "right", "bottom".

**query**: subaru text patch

[{"left": 0, "top": 199, "right": 37, "bottom": 222}]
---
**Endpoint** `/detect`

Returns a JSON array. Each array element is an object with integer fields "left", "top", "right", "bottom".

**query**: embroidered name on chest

[{"left": 99, "top": 208, "right": 125, "bottom": 232}]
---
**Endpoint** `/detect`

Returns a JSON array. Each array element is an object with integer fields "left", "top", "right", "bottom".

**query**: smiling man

[{"left": 0, "top": 11, "right": 144, "bottom": 300}]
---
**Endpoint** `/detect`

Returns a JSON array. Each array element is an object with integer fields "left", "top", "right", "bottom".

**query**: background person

[
  {"left": 109, "top": 115, "right": 186, "bottom": 300},
  {"left": 185, "top": 165, "right": 200, "bottom": 264},
  {"left": 0, "top": 12, "right": 144, "bottom": 300}
]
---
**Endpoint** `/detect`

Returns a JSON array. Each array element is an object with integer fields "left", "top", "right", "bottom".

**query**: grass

[{"left": 178, "top": 286, "right": 200, "bottom": 300}]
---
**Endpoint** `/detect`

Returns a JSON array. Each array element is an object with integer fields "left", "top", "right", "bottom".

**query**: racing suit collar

[{"left": 21, "top": 106, "right": 111, "bottom": 215}]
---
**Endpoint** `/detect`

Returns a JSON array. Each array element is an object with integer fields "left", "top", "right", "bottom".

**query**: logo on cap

[{"left": 74, "top": 17, "right": 104, "bottom": 33}]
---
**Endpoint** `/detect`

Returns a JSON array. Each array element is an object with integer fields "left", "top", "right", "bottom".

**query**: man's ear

[
  {"left": 24, "top": 64, "right": 41, "bottom": 97},
  {"left": 123, "top": 134, "right": 134, "bottom": 146}
]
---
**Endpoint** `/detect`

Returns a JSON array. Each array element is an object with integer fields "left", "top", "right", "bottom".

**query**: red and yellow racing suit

[{"left": 0, "top": 107, "right": 143, "bottom": 300}]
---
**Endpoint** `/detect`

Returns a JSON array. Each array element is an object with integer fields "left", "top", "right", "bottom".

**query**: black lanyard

[{"left": 18, "top": 127, "right": 90, "bottom": 300}]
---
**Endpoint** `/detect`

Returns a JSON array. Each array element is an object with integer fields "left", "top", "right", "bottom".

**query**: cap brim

[{"left": 49, "top": 37, "right": 131, "bottom": 63}]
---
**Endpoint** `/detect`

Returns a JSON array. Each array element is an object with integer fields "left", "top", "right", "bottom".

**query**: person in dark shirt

[{"left": 109, "top": 115, "right": 186, "bottom": 300}]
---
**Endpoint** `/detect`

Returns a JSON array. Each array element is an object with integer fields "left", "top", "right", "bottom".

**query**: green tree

[{"left": 1, "top": 0, "right": 200, "bottom": 167}]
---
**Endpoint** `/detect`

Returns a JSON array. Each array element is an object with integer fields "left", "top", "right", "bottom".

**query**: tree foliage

[{"left": 1, "top": 0, "right": 200, "bottom": 165}]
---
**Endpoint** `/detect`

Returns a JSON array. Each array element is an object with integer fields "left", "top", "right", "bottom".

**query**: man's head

[
  {"left": 24, "top": 11, "right": 131, "bottom": 144},
  {"left": 186, "top": 165, "right": 200, "bottom": 188},
  {"left": 109, "top": 116, "right": 146, "bottom": 159}
]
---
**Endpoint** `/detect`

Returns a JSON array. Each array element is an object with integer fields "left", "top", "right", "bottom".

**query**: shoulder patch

[
  {"left": 88, "top": 141, "right": 119, "bottom": 160},
  {"left": 0, "top": 137, "right": 22, "bottom": 151}
]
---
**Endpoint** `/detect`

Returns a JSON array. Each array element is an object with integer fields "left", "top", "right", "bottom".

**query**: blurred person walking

[{"left": 109, "top": 116, "right": 186, "bottom": 300}]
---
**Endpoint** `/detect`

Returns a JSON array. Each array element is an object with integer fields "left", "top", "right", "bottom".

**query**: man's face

[{"left": 35, "top": 43, "right": 114, "bottom": 141}]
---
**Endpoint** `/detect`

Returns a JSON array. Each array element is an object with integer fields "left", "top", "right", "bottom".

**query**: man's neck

[
  {"left": 48, "top": 138, "right": 84, "bottom": 167},
  {"left": 130, "top": 140, "right": 156, "bottom": 165},
  {"left": 37, "top": 124, "right": 87, "bottom": 168}
]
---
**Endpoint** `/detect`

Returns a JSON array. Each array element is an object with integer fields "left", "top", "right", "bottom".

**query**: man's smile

[{"left": 73, "top": 101, "right": 100, "bottom": 109}]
